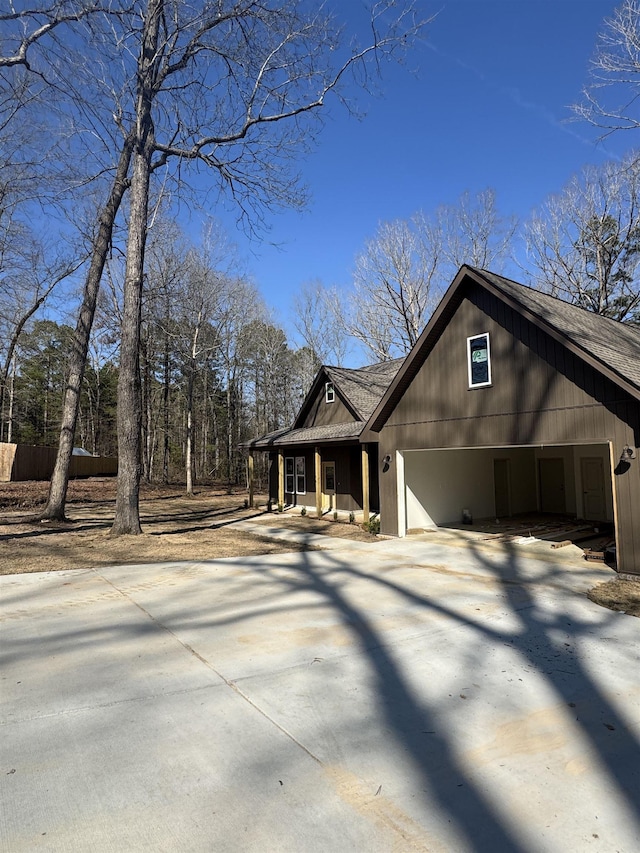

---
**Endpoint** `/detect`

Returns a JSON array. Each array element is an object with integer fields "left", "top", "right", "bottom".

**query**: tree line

[{"left": 1, "top": 223, "right": 317, "bottom": 490}]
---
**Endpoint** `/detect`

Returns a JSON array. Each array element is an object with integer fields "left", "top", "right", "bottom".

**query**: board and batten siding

[
  {"left": 377, "top": 287, "right": 640, "bottom": 574},
  {"left": 299, "top": 385, "right": 355, "bottom": 428}
]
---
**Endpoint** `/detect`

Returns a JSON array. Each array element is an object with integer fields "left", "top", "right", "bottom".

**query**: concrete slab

[{"left": 1, "top": 535, "right": 639, "bottom": 852}]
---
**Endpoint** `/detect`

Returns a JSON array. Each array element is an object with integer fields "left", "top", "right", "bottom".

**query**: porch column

[
  {"left": 315, "top": 446, "right": 322, "bottom": 517},
  {"left": 247, "top": 451, "right": 254, "bottom": 508},
  {"left": 361, "top": 443, "right": 370, "bottom": 524},
  {"left": 277, "top": 449, "right": 284, "bottom": 508}
]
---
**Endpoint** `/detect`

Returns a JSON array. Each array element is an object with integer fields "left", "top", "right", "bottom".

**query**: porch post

[
  {"left": 361, "top": 443, "right": 370, "bottom": 524},
  {"left": 315, "top": 446, "right": 322, "bottom": 517},
  {"left": 247, "top": 451, "right": 254, "bottom": 508},
  {"left": 278, "top": 449, "right": 284, "bottom": 508}
]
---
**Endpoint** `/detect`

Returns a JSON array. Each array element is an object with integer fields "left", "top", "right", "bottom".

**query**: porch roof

[{"left": 242, "top": 420, "right": 364, "bottom": 449}]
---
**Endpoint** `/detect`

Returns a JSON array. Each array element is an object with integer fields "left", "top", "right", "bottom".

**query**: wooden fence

[{"left": 0, "top": 443, "right": 117, "bottom": 482}]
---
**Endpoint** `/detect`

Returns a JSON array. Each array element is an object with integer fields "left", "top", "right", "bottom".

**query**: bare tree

[
  {"left": 107, "top": 0, "right": 427, "bottom": 532},
  {"left": 573, "top": 0, "right": 640, "bottom": 135},
  {"left": 346, "top": 189, "right": 516, "bottom": 361},
  {"left": 0, "top": 97, "right": 84, "bottom": 440},
  {"left": 348, "top": 213, "right": 443, "bottom": 360},
  {"left": 292, "top": 280, "right": 350, "bottom": 368},
  {"left": 439, "top": 188, "right": 517, "bottom": 272},
  {"left": 1, "top": 4, "right": 139, "bottom": 520},
  {"left": 142, "top": 221, "right": 188, "bottom": 483},
  {"left": 0, "top": 247, "right": 83, "bottom": 439},
  {"left": 524, "top": 154, "right": 640, "bottom": 321},
  {"left": 175, "top": 251, "right": 225, "bottom": 495}
]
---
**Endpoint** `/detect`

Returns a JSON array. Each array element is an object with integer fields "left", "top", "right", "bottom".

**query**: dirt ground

[
  {"left": 0, "top": 478, "right": 377, "bottom": 575},
  {"left": 587, "top": 577, "right": 640, "bottom": 617},
  {"left": 0, "top": 478, "right": 636, "bottom": 617}
]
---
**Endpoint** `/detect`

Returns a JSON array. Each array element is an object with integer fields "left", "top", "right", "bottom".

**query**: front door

[
  {"left": 581, "top": 457, "right": 607, "bottom": 520},
  {"left": 539, "top": 458, "right": 566, "bottom": 514},
  {"left": 322, "top": 461, "right": 336, "bottom": 512}
]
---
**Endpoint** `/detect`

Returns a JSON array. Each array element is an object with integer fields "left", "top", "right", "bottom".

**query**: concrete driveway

[{"left": 1, "top": 526, "right": 639, "bottom": 852}]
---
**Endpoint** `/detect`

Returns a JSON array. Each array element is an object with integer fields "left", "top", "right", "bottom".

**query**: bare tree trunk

[
  {"left": 212, "top": 402, "right": 220, "bottom": 478},
  {"left": 111, "top": 147, "right": 151, "bottom": 534},
  {"left": 185, "top": 402, "right": 193, "bottom": 495},
  {"left": 41, "top": 136, "right": 133, "bottom": 520},
  {"left": 162, "top": 328, "right": 170, "bottom": 483},
  {"left": 226, "top": 378, "right": 233, "bottom": 488},
  {"left": 185, "top": 320, "right": 200, "bottom": 496},
  {"left": 141, "top": 326, "right": 154, "bottom": 483},
  {"left": 6, "top": 353, "right": 16, "bottom": 443},
  {"left": 110, "top": 0, "right": 160, "bottom": 535}
]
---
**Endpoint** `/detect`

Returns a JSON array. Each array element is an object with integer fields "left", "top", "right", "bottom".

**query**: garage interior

[{"left": 400, "top": 442, "right": 616, "bottom": 563}]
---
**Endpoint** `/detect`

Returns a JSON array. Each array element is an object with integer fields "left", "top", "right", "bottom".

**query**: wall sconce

[
  {"left": 620, "top": 445, "right": 636, "bottom": 462},
  {"left": 382, "top": 454, "right": 391, "bottom": 473}
]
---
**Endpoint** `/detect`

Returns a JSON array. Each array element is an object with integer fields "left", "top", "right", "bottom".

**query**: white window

[
  {"left": 285, "top": 457, "right": 295, "bottom": 493},
  {"left": 295, "top": 456, "right": 306, "bottom": 494},
  {"left": 467, "top": 333, "right": 491, "bottom": 388},
  {"left": 325, "top": 381, "right": 335, "bottom": 403}
]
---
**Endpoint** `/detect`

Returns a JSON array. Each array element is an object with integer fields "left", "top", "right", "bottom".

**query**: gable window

[
  {"left": 467, "top": 333, "right": 491, "bottom": 388},
  {"left": 285, "top": 457, "right": 295, "bottom": 493},
  {"left": 295, "top": 456, "right": 306, "bottom": 494},
  {"left": 325, "top": 381, "right": 335, "bottom": 403}
]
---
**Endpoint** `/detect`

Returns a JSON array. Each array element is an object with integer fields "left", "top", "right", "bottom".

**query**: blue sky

[{"left": 210, "top": 0, "right": 630, "bottom": 338}]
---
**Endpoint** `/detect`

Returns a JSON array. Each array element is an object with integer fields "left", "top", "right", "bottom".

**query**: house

[
  {"left": 361, "top": 265, "right": 640, "bottom": 575},
  {"left": 243, "top": 359, "right": 402, "bottom": 520},
  {"left": 245, "top": 265, "right": 640, "bottom": 575}
]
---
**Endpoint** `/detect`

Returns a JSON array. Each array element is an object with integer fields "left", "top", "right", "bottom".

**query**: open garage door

[{"left": 399, "top": 443, "right": 614, "bottom": 535}]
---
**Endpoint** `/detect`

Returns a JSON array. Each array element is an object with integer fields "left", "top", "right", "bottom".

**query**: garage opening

[{"left": 400, "top": 443, "right": 616, "bottom": 557}]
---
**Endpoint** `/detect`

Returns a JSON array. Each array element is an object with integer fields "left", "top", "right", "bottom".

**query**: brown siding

[
  {"left": 268, "top": 445, "right": 366, "bottom": 513},
  {"left": 378, "top": 288, "right": 640, "bottom": 574},
  {"left": 300, "top": 385, "right": 355, "bottom": 428}
]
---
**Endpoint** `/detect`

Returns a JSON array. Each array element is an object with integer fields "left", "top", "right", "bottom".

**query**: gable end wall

[{"left": 377, "top": 287, "right": 640, "bottom": 573}]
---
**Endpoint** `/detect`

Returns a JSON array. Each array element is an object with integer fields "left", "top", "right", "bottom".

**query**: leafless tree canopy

[
  {"left": 573, "top": 0, "right": 640, "bottom": 135},
  {"left": 524, "top": 153, "right": 640, "bottom": 322},
  {"left": 292, "top": 280, "right": 350, "bottom": 369},
  {"left": 347, "top": 189, "right": 517, "bottom": 361}
]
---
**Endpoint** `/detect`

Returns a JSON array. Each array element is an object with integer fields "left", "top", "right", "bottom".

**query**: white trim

[
  {"left": 325, "top": 381, "right": 335, "bottom": 403},
  {"left": 467, "top": 332, "right": 492, "bottom": 388},
  {"left": 396, "top": 450, "right": 406, "bottom": 537}
]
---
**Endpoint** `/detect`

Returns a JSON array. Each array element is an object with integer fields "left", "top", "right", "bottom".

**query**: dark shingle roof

[
  {"left": 474, "top": 268, "right": 640, "bottom": 394},
  {"left": 324, "top": 359, "right": 404, "bottom": 420},
  {"left": 244, "top": 420, "right": 365, "bottom": 449},
  {"left": 243, "top": 358, "right": 403, "bottom": 449}
]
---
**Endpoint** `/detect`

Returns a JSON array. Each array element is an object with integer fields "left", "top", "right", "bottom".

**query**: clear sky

[{"left": 204, "top": 1, "right": 630, "bottom": 345}]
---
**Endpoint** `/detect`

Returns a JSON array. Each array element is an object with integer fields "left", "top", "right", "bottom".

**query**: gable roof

[
  {"left": 319, "top": 359, "right": 404, "bottom": 423},
  {"left": 244, "top": 358, "right": 403, "bottom": 449},
  {"left": 363, "top": 264, "right": 640, "bottom": 436},
  {"left": 477, "top": 268, "right": 640, "bottom": 393}
]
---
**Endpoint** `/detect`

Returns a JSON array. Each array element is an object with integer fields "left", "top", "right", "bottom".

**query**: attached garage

[
  {"left": 398, "top": 442, "right": 614, "bottom": 531},
  {"left": 362, "top": 266, "right": 640, "bottom": 575}
]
